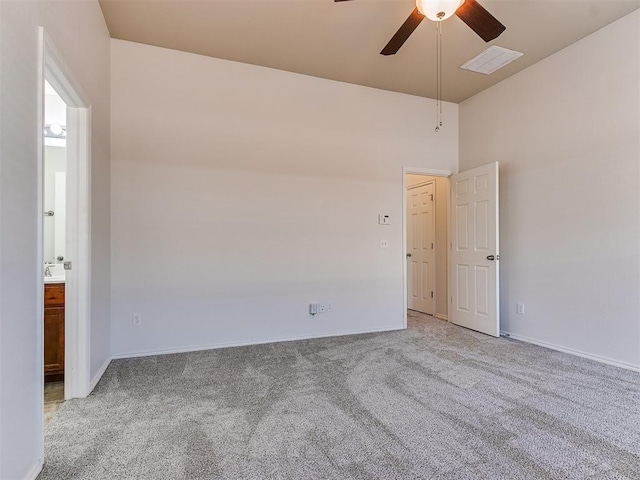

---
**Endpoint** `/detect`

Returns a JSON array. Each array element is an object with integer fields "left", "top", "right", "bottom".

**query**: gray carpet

[{"left": 40, "top": 312, "right": 640, "bottom": 480}]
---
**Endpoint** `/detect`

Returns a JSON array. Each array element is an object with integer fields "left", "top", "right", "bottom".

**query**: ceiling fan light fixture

[{"left": 416, "top": 0, "right": 465, "bottom": 22}]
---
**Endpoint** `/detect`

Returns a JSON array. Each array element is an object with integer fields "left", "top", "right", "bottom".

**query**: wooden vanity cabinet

[{"left": 44, "top": 283, "right": 64, "bottom": 382}]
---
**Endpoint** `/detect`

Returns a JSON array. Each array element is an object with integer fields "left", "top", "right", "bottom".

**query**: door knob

[
  {"left": 406, "top": 253, "right": 412, "bottom": 258},
  {"left": 487, "top": 255, "right": 500, "bottom": 261}
]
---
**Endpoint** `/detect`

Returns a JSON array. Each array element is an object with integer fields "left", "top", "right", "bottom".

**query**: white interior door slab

[
  {"left": 407, "top": 181, "right": 435, "bottom": 315},
  {"left": 449, "top": 162, "right": 499, "bottom": 337}
]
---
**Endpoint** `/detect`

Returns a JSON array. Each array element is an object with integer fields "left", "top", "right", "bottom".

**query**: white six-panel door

[
  {"left": 407, "top": 181, "right": 435, "bottom": 315},
  {"left": 449, "top": 162, "right": 500, "bottom": 337}
]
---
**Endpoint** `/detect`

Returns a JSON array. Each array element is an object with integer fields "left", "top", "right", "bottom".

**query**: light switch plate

[{"left": 378, "top": 214, "right": 391, "bottom": 225}]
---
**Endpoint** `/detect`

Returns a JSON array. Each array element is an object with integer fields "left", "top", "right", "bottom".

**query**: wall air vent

[{"left": 460, "top": 46, "right": 524, "bottom": 75}]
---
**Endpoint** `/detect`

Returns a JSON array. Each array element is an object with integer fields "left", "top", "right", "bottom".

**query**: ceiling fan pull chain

[{"left": 435, "top": 20, "right": 443, "bottom": 133}]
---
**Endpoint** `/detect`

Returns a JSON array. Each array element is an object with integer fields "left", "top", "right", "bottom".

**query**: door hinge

[
  {"left": 431, "top": 242, "right": 434, "bottom": 249},
  {"left": 430, "top": 194, "right": 434, "bottom": 201},
  {"left": 431, "top": 291, "right": 434, "bottom": 298},
  {"left": 450, "top": 296, "right": 453, "bottom": 303}
]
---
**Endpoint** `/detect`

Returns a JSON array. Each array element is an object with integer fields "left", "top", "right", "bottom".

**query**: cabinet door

[{"left": 44, "top": 306, "right": 65, "bottom": 377}]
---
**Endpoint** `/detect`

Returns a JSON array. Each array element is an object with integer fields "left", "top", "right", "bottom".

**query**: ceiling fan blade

[
  {"left": 380, "top": 8, "right": 425, "bottom": 56},
  {"left": 455, "top": 0, "right": 505, "bottom": 42}
]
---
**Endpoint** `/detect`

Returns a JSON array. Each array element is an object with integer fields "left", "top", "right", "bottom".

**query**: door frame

[
  {"left": 406, "top": 179, "right": 436, "bottom": 316},
  {"left": 38, "top": 26, "right": 92, "bottom": 410},
  {"left": 402, "top": 166, "right": 455, "bottom": 328}
]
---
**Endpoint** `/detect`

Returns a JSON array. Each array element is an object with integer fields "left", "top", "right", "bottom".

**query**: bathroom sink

[{"left": 44, "top": 264, "right": 65, "bottom": 283}]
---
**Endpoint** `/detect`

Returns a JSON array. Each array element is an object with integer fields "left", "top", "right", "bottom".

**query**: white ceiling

[{"left": 98, "top": 0, "right": 640, "bottom": 103}]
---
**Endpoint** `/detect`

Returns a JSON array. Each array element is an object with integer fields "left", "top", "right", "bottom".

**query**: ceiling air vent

[{"left": 460, "top": 46, "right": 523, "bottom": 75}]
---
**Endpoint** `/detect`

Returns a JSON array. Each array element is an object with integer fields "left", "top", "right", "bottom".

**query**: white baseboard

[
  {"left": 501, "top": 331, "right": 640, "bottom": 373},
  {"left": 112, "top": 326, "right": 404, "bottom": 360},
  {"left": 24, "top": 460, "right": 43, "bottom": 480},
  {"left": 434, "top": 313, "right": 448, "bottom": 321},
  {"left": 88, "top": 356, "right": 112, "bottom": 393}
]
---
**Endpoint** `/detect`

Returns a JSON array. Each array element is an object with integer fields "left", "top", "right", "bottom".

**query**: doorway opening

[
  {"left": 43, "top": 80, "right": 68, "bottom": 422},
  {"left": 402, "top": 163, "right": 501, "bottom": 338},
  {"left": 38, "top": 27, "right": 93, "bottom": 435},
  {"left": 405, "top": 173, "right": 450, "bottom": 322}
]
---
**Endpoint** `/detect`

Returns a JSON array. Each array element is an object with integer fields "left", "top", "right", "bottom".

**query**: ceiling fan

[{"left": 335, "top": 0, "right": 506, "bottom": 55}]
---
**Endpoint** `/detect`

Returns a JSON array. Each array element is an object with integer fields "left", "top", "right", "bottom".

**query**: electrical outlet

[
  {"left": 132, "top": 313, "right": 142, "bottom": 326},
  {"left": 380, "top": 240, "right": 389, "bottom": 248},
  {"left": 311, "top": 302, "right": 333, "bottom": 315},
  {"left": 516, "top": 303, "right": 525, "bottom": 315}
]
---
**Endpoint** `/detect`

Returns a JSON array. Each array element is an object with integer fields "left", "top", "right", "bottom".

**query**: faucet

[{"left": 44, "top": 266, "right": 52, "bottom": 277}]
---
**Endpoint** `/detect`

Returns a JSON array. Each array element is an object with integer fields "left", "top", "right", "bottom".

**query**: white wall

[
  {"left": 459, "top": 11, "right": 640, "bottom": 369},
  {"left": 0, "top": 1, "right": 111, "bottom": 478},
  {"left": 405, "top": 175, "right": 449, "bottom": 319},
  {"left": 110, "top": 40, "right": 458, "bottom": 357},
  {"left": 43, "top": 146, "right": 66, "bottom": 263}
]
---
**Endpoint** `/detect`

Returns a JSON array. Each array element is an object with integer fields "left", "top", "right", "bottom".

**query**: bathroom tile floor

[{"left": 44, "top": 382, "right": 64, "bottom": 424}]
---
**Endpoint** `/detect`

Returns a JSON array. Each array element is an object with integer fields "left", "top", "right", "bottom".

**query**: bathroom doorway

[
  {"left": 43, "top": 80, "right": 67, "bottom": 422},
  {"left": 39, "top": 27, "right": 93, "bottom": 421}
]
